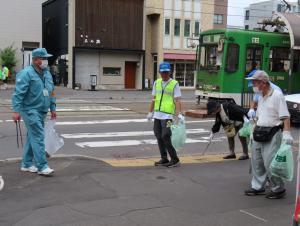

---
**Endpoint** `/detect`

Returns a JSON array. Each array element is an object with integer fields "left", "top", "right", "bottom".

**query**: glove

[
  {"left": 177, "top": 113, "right": 185, "bottom": 122},
  {"left": 147, "top": 112, "right": 153, "bottom": 121},
  {"left": 282, "top": 131, "right": 293, "bottom": 145},
  {"left": 243, "top": 116, "right": 249, "bottom": 123},
  {"left": 209, "top": 132, "right": 214, "bottom": 142},
  {"left": 247, "top": 108, "right": 256, "bottom": 119}
]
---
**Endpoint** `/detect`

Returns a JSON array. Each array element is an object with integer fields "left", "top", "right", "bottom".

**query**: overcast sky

[
  {"left": 227, "top": 0, "right": 298, "bottom": 27},
  {"left": 227, "top": 0, "right": 258, "bottom": 27}
]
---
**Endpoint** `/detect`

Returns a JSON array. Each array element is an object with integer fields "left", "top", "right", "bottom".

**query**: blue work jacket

[{"left": 12, "top": 65, "right": 56, "bottom": 113}]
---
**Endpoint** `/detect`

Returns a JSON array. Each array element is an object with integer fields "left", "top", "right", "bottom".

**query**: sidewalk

[
  {"left": 0, "top": 85, "right": 196, "bottom": 102},
  {"left": 0, "top": 156, "right": 295, "bottom": 226}
]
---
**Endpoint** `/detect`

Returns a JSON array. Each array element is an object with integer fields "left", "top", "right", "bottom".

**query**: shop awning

[
  {"left": 274, "top": 12, "right": 300, "bottom": 49},
  {"left": 164, "top": 53, "right": 196, "bottom": 60}
]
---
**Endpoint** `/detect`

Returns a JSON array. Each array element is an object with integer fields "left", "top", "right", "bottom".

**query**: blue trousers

[{"left": 20, "top": 111, "right": 48, "bottom": 171}]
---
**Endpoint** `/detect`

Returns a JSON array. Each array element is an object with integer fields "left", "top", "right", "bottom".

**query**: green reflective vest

[
  {"left": 2, "top": 67, "right": 8, "bottom": 79},
  {"left": 154, "top": 78, "right": 178, "bottom": 114}
]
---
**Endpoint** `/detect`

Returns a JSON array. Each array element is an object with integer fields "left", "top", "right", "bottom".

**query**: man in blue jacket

[{"left": 12, "top": 48, "right": 56, "bottom": 175}]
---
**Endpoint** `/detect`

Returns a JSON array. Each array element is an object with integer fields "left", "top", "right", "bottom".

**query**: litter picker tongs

[
  {"left": 15, "top": 120, "right": 23, "bottom": 149},
  {"left": 201, "top": 133, "right": 215, "bottom": 156}
]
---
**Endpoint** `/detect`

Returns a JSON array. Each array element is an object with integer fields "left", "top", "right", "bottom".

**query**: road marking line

[
  {"left": 0, "top": 118, "right": 215, "bottom": 125},
  {"left": 62, "top": 128, "right": 209, "bottom": 139},
  {"left": 0, "top": 176, "right": 4, "bottom": 191},
  {"left": 239, "top": 210, "right": 268, "bottom": 223},
  {"left": 56, "top": 106, "right": 130, "bottom": 112},
  {"left": 75, "top": 137, "right": 226, "bottom": 148}
]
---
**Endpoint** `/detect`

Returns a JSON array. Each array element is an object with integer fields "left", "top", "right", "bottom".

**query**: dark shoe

[
  {"left": 265, "top": 189, "right": 286, "bottom": 199},
  {"left": 154, "top": 159, "right": 169, "bottom": 166},
  {"left": 223, "top": 154, "right": 236, "bottom": 159},
  {"left": 238, "top": 155, "right": 249, "bottom": 160},
  {"left": 165, "top": 159, "right": 180, "bottom": 168},
  {"left": 245, "top": 188, "right": 265, "bottom": 196}
]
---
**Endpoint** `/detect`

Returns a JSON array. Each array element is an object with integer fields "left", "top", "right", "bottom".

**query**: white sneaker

[
  {"left": 38, "top": 167, "right": 54, "bottom": 175},
  {"left": 20, "top": 166, "right": 38, "bottom": 173}
]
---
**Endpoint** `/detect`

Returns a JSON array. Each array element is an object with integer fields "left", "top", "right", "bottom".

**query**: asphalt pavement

[
  {"left": 0, "top": 85, "right": 299, "bottom": 226},
  {"left": 0, "top": 156, "right": 296, "bottom": 226}
]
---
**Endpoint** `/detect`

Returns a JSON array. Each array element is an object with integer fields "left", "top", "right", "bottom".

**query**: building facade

[
  {"left": 0, "top": 0, "right": 44, "bottom": 73},
  {"left": 244, "top": 0, "right": 299, "bottom": 30},
  {"left": 43, "top": 0, "right": 145, "bottom": 90},
  {"left": 145, "top": 0, "right": 227, "bottom": 89},
  {"left": 66, "top": 0, "right": 145, "bottom": 90}
]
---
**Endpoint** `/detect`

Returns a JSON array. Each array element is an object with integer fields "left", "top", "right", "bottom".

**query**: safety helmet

[{"left": 159, "top": 62, "right": 171, "bottom": 72}]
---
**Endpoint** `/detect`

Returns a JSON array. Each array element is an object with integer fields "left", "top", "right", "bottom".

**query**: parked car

[{"left": 285, "top": 93, "right": 300, "bottom": 124}]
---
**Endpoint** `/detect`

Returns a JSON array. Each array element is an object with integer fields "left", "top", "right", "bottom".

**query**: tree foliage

[{"left": 0, "top": 45, "right": 17, "bottom": 70}]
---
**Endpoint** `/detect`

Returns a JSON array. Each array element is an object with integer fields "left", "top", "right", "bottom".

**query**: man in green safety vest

[
  {"left": 1, "top": 64, "right": 9, "bottom": 90},
  {"left": 147, "top": 62, "right": 184, "bottom": 168}
]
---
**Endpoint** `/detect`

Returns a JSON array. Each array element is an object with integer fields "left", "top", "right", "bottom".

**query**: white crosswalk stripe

[
  {"left": 1, "top": 119, "right": 215, "bottom": 125},
  {"left": 56, "top": 106, "right": 130, "bottom": 112},
  {"left": 54, "top": 118, "right": 225, "bottom": 149},
  {"left": 76, "top": 137, "right": 225, "bottom": 148},
  {"left": 61, "top": 128, "right": 209, "bottom": 139}
]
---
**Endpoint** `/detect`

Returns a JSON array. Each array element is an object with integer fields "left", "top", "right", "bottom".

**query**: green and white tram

[{"left": 195, "top": 29, "right": 300, "bottom": 106}]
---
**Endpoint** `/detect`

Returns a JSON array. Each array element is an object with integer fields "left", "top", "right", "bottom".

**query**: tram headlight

[{"left": 212, "top": 85, "right": 220, "bottom": 91}]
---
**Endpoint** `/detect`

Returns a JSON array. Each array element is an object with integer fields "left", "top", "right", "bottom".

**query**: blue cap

[
  {"left": 32, "top": 48, "right": 53, "bottom": 58},
  {"left": 159, "top": 62, "right": 171, "bottom": 72}
]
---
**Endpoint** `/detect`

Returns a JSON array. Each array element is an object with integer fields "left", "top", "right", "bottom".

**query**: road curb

[{"left": 0, "top": 153, "right": 236, "bottom": 167}]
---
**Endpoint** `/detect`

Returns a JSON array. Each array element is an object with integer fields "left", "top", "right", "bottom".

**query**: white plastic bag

[
  {"left": 45, "top": 120, "right": 64, "bottom": 156},
  {"left": 171, "top": 121, "right": 187, "bottom": 150}
]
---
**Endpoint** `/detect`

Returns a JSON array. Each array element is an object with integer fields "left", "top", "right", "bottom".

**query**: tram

[{"left": 195, "top": 29, "right": 300, "bottom": 106}]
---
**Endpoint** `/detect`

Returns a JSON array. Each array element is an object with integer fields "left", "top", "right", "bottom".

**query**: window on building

[
  {"left": 174, "top": 19, "right": 181, "bottom": 36},
  {"left": 245, "top": 25, "right": 249, "bottom": 30},
  {"left": 165, "top": 18, "right": 170, "bottom": 35},
  {"left": 103, "top": 67, "right": 121, "bottom": 76},
  {"left": 277, "top": 4, "right": 285, "bottom": 12},
  {"left": 174, "top": 62, "right": 195, "bottom": 87},
  {"left": 213, "top": 14, "right": 223, "bottom": 24},
  {"left": 184, "top": 20, "right": 190, "bottom": 37},
  {"left": 226, "top": 44, "right": 239, "bottom": 72},
  {"left": 245, "top": 10, "right": 250, "bottom": 20},
  {"left": 194, "top": 21, "right": 200, "bottom": 36},
  {"left": 269, "top": 47, "right": 290, "bottom": 72}
]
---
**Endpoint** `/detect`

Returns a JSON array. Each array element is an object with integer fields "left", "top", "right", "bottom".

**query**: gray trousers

[
  {"left": 153, "top": 119, "right": 179, "bottom": 161},
  {"left": 228, "top": 125, "right": 248, "bottom": 155},
  {"left": 251, "top": 131, "right": 284, "bottom": 192}
]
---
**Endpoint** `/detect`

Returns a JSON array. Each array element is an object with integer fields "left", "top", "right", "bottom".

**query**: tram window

[
  {"left": 226, "top": 44, "right": 239, "bottom": 72},
  {"left": 269, "top": 47, "right": 290, "bottom": 72},
  {"left": 292, "top": 50, "right": 300, "bottom": 72},
  {"left": 245, "top": 48, "right": 262, "bottom": 73},
  {"left": 199, "top": 45, "right": 222, "bottom": 70}
]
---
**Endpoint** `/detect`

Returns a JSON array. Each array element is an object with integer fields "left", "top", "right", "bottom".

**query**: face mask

[
  {"left": 40, "top": 60, "right": 48, "bottom": 69},
  {"left": 252, "top": 86, "right": 261, "bottom": 93}
]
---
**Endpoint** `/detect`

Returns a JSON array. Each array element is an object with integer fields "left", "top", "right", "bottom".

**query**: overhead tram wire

[
  {"left": 146, "top": 0, "right": 298, "bottom": 14},
  {"left": 145, "top": 6, "right": 274, "bottom": 20}
]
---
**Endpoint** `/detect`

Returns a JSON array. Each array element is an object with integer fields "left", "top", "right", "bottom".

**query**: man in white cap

[{"left": 244, "top": 70, "right": 293, "bottom": 199}]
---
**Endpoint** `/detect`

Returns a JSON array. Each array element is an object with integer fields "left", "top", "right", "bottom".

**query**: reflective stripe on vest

[{"left": 154, "top": 78, "right": 178, "bottom": 114}]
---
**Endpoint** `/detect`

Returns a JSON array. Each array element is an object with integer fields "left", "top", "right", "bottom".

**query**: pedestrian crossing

[
  {"left": 2, "top": 117, "right": 226, "bottom": 152},
  {"left": 53, "top": 118, "right": 226, "bottom": 149}
]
